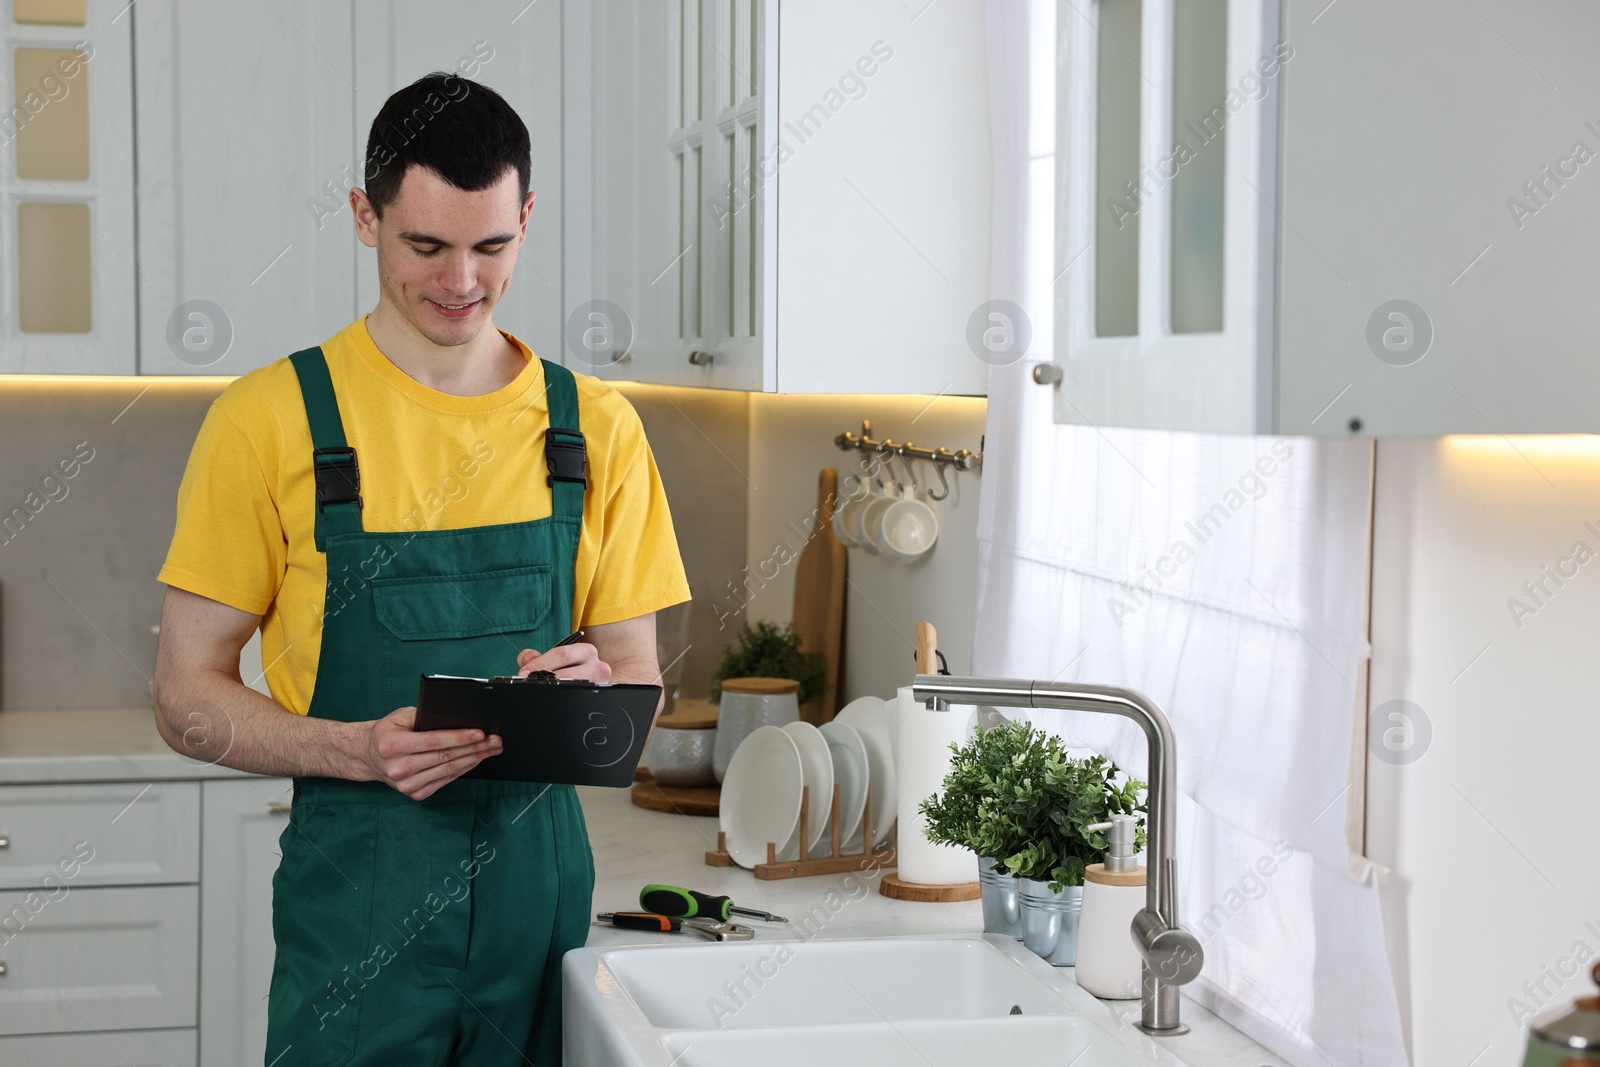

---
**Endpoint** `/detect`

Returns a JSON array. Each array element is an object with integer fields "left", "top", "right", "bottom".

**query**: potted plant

[
  {"left": 1010, "top": 743, "right": 1147, "bottom": 967},
  {"left": 921, "top": 720, "right": 1148, "bottom": 963},
  {"left": 708, "top": 620, "right": 827, "bottom": 705},
  {"left": 919, "top": 719, "right": 1042, "bottom": 940}
]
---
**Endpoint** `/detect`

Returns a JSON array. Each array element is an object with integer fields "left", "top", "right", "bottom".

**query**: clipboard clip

[{"left": 485, "top": 671, "right": 600, "bottom": 687}]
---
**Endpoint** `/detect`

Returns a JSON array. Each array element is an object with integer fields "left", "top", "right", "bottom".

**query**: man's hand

[
  {"left": 360, "top": 706, "right": 502, "bottom": 800},
  {"left": 515, "top": 641, "right": 612, "bottom": 683}
]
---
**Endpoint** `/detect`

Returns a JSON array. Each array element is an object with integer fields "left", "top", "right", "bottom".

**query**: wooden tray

[{"left": 630, "top": 772, "right": 720, "bottom": 817}]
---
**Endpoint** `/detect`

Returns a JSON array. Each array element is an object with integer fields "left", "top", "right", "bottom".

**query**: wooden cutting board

[{"left": 792, "top": 468, "right": 847, "bottom": 725}]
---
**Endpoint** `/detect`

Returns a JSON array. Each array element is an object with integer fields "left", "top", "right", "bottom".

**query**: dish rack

[{"left": 704, "top": 782, "right": 897, "bottom": 880}]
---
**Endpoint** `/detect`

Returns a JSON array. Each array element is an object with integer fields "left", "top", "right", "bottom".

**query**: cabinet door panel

[
  {"left": 0, "top": 1027, "right": 195, "bottom": 1066},
  {"left": 1053, "top": 0, "right": 1279, "bottom": 432},
  {"left": 135, "top": 0, "right": 357, "bottom": 375},
  {"left": 0, "top": 781, "right": 198, "bottom": 889},
  {"left": 1276, "top": 0, "right": 1600, "bottom": 435},
  {"left": 582, "top": 0, "right": 710, "bottom": 388},
  {"left": 0, "top": 0, "right": 136, "bottom": 373},
  {"left": 0, "top": 884, "right": 198, "bottom": 1035},
  {"left": 198, "top": 778, "right": 290, "bottom": 1067}
]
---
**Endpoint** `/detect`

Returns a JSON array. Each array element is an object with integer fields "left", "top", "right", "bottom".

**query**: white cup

[
  {"left": 859, "top": 484, "right": 900, "bottom": 556},
  {"left": 846, "top": 473, "right": 890, "bottom": 555},
  {"left": 879, "top": 493, "right": 939, "bottom": 561},
  {"left": 830, "top": 472, "right": 870, "bottom": 548}
]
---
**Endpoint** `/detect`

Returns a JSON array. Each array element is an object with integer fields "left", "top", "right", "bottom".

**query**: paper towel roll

[{"left": 894, "top": 686, "right": 979, "bottom": 885}]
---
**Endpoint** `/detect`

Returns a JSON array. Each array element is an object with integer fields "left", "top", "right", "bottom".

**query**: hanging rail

[{"left": 832, "top": 420, "right": 982, "bottom": 471}]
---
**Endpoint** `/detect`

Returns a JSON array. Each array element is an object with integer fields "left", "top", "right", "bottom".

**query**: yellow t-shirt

[{"left": 158, "top": 316, "right": 690, "bottom": 715}]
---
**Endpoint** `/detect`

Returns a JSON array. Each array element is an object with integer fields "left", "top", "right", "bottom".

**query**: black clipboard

[{"left": 413, "top": 673, "right": 660, "bottom": 787}]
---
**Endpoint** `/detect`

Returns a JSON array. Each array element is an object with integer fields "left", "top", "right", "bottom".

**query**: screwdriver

[
  {"left": 594, "top": 912, "right": 755, "bottom": 941},
  {"left": 640, "top": 883, "right": 788, "bottom": 923},
  {"left": 595, "top": 911, "right": 682, "bottom": 933}
]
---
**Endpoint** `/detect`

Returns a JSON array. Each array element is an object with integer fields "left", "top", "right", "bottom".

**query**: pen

[{"left": 553, "top": 629, "right": 585, "bottom": 648}]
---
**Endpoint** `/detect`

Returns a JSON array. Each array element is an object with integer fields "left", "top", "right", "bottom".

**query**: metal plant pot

[
  {"left": 978, "top": 856, "right": 1022, "bottom": 940},
  {"left": 1019, "top": 877, "right": 1084, "bottom": 967}
]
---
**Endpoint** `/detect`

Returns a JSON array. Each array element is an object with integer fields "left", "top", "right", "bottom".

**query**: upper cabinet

[
  {"left": 572, "top": 0, "right": 993, "bottom": 394},
  {"left": 1043, "top": 0, "right": 1600, "bottom": 436},
  {"left": 134, "top": 0, "right": 357, "bottom": 376},
  {"left": 0, "top": 0, "right": 134, "bottom": 374},
  {"left": 133, "top": 0, "right": 563, "bottom": 377}
]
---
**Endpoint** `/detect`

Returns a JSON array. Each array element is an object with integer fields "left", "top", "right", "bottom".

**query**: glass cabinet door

[
  {"left": 1052, "top": 0, "right": 1281, "bottom": 433},
  {"left": 0, "top": 0, "right": 134, "bottom": 374}
]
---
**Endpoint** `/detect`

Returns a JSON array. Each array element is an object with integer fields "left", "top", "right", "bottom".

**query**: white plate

[
  {"left": 835, "top": 696, "right": 896, "bottom": 848},
  {"left": 780, "top": 721, "right": 835, "bottom": 858},
  {"left": 719, "top": 725, "right": 804, "bottom": 869},
  {"left": 818, "top": 720, "right": 869, "bottom": 852}
]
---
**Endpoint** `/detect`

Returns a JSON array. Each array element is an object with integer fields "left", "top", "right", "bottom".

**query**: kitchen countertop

[
  {"left": 0, "top": 706, "right": 258, "bottom": 783},
  {"left": 575, "top": 783, "right": 1281, "bottom": 1067},
  {"left": 0, "top": 710, "right": 1279, "bottom": 1064}
]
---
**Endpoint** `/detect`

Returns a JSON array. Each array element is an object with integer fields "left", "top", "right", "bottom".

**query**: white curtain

[{"left": 978, "top": 4, "right": 1407, "bottom": 1063}]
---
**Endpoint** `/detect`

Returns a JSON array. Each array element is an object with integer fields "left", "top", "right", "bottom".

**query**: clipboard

[{"left": 413, "top": 673, "right": 661, "bottom": 787}]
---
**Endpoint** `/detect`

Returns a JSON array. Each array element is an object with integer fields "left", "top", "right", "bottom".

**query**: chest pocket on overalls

[{"left": 372, "top": 562, "right": 552, "bottom": 710}]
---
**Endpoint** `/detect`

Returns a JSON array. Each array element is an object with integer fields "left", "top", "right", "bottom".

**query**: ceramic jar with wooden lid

[
  {"left": 644, "top": 701, "right": 719, "bottom": 787},
  {"left": 712, "top": 677, "right": 800, "bottom": 783}
]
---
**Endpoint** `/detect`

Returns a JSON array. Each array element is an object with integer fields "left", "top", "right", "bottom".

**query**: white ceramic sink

[
  {"left": 661, "top": 1017, "right": 1141, "bottom": 1067},
  {"left": 563, "top": 933, "right": 1187, "bottom": 1067}
]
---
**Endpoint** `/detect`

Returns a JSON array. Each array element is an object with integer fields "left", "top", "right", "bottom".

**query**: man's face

[{"left": 355, "top": 164, "right": 532, "bottom": 347}]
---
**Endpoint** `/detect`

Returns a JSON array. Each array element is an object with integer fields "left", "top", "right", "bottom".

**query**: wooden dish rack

[{"left": 705, "top": 781, "right": 896, "bottom": 880}]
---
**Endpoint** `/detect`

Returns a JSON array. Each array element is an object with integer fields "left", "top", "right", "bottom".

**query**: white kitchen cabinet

[
  {"left": 574, "top": 0, "right": 992, "bottom": 394},
  {"left": 0, "top": 780, "right": 198, "bottom": 888},
  {"left": 198, "top": 778, "right": 290, "bottom": 1067},
  {"left": 352, "top": 1, "right": 565, "bottom": 369},
  {"left": 0, "top": 884, "right": 198, "bottom": 1035},
  {"left": 133, "top": 0, "right": 359, "bottom": 376},
  {"left": 1044, "top": 0, "right": 1600, "bottom": 436},
  {"left": 0, "top": 0, "right": 136, "bottom": 374},
  {"left": 0, "top": 1028, "right": 196, "bottom": 1067}
]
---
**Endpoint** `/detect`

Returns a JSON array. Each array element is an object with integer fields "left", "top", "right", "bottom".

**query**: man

[{"left": 152, "top": 72, "right": 689, "bottom": 1065}]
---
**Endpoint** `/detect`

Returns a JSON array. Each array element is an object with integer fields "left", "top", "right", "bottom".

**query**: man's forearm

[{"left": 153, "top": 668, "right": 371, "bottom": 780}]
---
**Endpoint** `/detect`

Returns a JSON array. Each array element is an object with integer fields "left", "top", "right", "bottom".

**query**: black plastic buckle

[
  {"left": 546, "top": 429, "right": 588, "bottom": 488},
  {"left": 312, "top": 446, "right": 362, "bottom": 510}
]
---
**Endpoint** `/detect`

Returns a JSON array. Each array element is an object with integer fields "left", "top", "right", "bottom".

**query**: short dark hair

[{"left": 362, "top": 72, "right": 530, "bottom": 218}]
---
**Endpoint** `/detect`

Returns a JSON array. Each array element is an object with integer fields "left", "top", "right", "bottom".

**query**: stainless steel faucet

[{"left": 911, "top": 675, "right": 1204, "bottom": 1035}]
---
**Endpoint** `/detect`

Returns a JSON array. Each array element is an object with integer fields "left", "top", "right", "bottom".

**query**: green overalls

[{"left": 263, "top": 347, "right": 596, "bottom": 1066}]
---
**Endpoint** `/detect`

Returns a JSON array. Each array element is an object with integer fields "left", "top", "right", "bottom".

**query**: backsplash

[
  {"left": 0, "top": 375, "right": 985, "bottom": 712},
  {"left": 0, "top": 379, "right": 218, "bottom": 708}
]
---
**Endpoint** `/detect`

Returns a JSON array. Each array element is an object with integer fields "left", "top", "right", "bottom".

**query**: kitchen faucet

[{"left": 911, "top": 675, "right": 1204, "bottom": 1035}]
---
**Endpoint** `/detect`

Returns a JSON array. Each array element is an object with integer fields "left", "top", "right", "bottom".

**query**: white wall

[
  {"left": 1369, "top": 437, "right": 1600, "bottom": 1065},
  {"left": 738, "top": 393, "right": 988, "bottom": 705}
]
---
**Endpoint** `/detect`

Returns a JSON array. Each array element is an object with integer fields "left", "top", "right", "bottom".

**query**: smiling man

[{"left": 151, "top": 72, "right": 690, "bottom": 1065}]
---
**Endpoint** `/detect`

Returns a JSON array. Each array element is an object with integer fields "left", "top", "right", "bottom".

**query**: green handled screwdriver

[{"left": 640, "top": 883, "right": 788, "bottom": 923}]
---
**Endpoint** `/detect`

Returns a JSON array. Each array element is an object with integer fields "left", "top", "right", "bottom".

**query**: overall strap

[
  {"left": 540, "top": 358, "right": 586, "bottom": 525},
  {"left": 289, "top": 347, "right": 364, "bottom": 550}
]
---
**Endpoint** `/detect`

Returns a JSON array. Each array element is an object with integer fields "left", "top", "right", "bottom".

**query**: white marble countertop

[
  {"left": 0, "top": 706, "right": 258, "bottom": 783},
  {"left": 574, "top": 784, "right": 1282, "bottom": 1067}
]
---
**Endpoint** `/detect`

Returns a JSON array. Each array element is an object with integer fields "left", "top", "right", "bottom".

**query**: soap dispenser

[{"left": 1073, "top": 813, "right": 1147, "bottom": 1000}]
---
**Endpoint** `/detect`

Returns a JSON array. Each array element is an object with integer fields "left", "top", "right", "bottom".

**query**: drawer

[
  {"left": 0, "top": 782, "right": 199, "bottom": 889},
  {"left": 0, "top": 884, "right": 198, "bottom": 1036},
  {"left": 0, "top": 1027, "right": 195, "bottom": 1066}
]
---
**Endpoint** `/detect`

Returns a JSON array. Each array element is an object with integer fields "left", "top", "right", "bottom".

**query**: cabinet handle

[
  {"left": 267, "top": 802, "right": 292, "bottom": 816},
  {"left": 687, "top": 350, "right": 714, "bottom": 367},
  {"left": 0, "top": 962, "right": 7, "bottom": 976},
  {"left": 1032, "top": 363, "right": 1063, "bottom": 386},
  {"left": 0, "top": 835, "right": 9, "bottom": 849}
]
